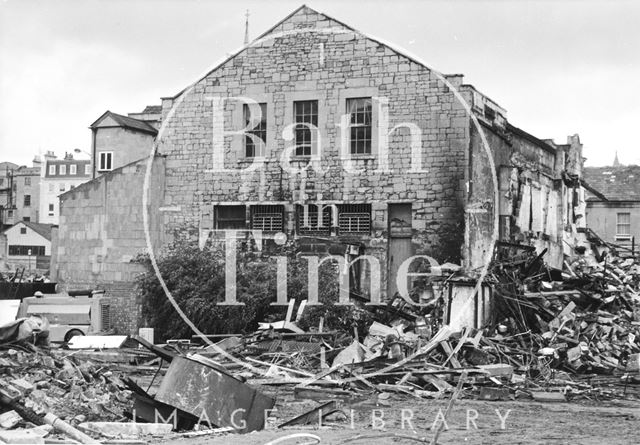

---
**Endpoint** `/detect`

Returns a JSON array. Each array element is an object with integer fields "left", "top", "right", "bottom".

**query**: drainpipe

[{"left": 91, "top": 128, "right": 97, "bottom": 180}]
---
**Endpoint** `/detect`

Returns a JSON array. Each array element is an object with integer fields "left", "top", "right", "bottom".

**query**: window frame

[
  {"left": 346, "top": 97, "right": 373, "bottom": 155},
  {"left": 243, "top": 103, "right": 268, "bottom": 159},
  {"left": 229, "top": 95, "right": 274, "bottom": 163},
  {"left": 98, "top": 152, "right": 113, "bottom": 172},
  {"left": 214, "top": 205, "right": 247, "bottom": 230},
  {"left": 616, "top": 212, "right": 632, "bottom": 240},
  {"left": 70, "top": 164, "right": 77, "bottom": 175},
  {"left": 23, "top": 194, "right": 31, "bottom": 207},
  {"left": 59, "top": 165, "right": 66, "bottom": 175},
  {"left": 250, "top": 205, "right": 285, "bottom": 233},
  {"left": 49, "top": 165, "right": 56, "bottom": 175},
  {"left": 24, "top": 177, "right": 31, "bottom": 186},
  {"left": 293, "top": 100, "right": 319, "bottom": 157},
  {"left": 338, "top": 88, "right": 379, "bottom": 160},
  {"left": 85, "top": 164, "right": 91, "bottom": 175},
  {"left": 337, "top": 203, "right": 372, "bottom": 235},
  {"left": 8, "top": 245, "right": 46, "bottom": 256},
  {"left": 296, "top": 203, "right": 335, "bottom": 236}
]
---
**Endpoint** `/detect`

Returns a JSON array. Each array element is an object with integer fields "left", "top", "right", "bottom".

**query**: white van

[{"left": 18, "top": 291, "right": 108, "bottom": 343}]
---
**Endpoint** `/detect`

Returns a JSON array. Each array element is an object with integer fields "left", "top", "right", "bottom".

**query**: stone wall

[
  {"left": 157, "top": 6, "right": 472, "bottom": 297},
  {"left": 53, "top": 155, "right": 165, "bottom": 334}
]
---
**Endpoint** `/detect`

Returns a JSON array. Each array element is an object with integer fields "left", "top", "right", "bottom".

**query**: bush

[{"left": 136, "top": 239, "right": 374, "bottom": 341}]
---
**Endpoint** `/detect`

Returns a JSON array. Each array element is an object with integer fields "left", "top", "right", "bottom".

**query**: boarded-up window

[
  {"left": 215, "top": 205, "right": 246, "bottom": 230},
  {"left": 388, "top": 203, "right": 412, "bottom": 237}
]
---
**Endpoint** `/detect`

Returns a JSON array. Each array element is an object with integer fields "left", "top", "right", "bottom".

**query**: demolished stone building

[{"left": 52, "top": 5, "right": 586, "bottom": 333}]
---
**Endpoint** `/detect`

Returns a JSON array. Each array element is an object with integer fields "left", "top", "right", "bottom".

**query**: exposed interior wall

[{"left": 467, "top": 120, "right": 584, "bottom": 270}]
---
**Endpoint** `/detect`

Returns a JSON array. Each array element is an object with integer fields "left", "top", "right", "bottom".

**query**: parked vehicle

[{"left": 17, "top": 290, "right": 108, "bottom": 343}]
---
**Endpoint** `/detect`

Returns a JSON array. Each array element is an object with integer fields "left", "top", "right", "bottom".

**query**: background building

[
  {"left": 39, "top": 152, "right": 91, "bottom": 224},
  {"left": 12, "top": 159, "right": 42, "bottom": 223},
  {"left": 3, "top": 220, "right": 54, "bottom": 273},
  {"left": 584, "top": 164, "right": 640, "bottom": 254},
  {"left": 0, "top": 161, "right": 19, "bottom": 230},
  {"left": 52, "top": 6, "right": 586, "bottom": 333},
  {"left": 90, "top": 108, "right": 159, "bottom": 179}
]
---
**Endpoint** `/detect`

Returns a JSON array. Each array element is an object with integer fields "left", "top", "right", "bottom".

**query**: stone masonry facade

[
  {"left": 53, "top": 5, "right": 585, "bottom": 332},
  {"left": 157, "top": 6, "right": 472, "bottom": 298}
]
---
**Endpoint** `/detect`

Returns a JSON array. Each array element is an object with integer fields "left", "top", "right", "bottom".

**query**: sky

[{"left": 0, "top": 0, "right": 638, "bottom": 167}]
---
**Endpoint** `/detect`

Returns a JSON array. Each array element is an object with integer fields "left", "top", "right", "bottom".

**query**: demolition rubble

[{"left": 1, "top": 247, "right": 640, "bottom": 443}]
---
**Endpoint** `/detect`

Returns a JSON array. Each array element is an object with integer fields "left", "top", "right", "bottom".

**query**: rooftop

[
  {"left": 15, "top": 221, "right": 55, "bottom": 241},
  {"left": 583, "top": 165, "right": 640, "bottom": 201},
  {"left": 141, "top": 105, "right": 162, "bottom": 114},
  {"left": 90, "top": 110, "right": 158, "bottom": 135}
]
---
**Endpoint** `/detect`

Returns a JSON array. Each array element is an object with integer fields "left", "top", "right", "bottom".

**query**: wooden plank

[
  {"left": 440, "top": 341, "right": 462, "bottom": 368},
  {"left": 299, "top": 364, "right": 343, "bottom": 387},
  {"left": 442, "top": 329, "right": 469, "bottom": 367}
]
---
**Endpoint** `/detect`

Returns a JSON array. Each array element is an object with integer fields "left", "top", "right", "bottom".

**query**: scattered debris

[{"left": 1, "top": 240, "right": 640, "bottom": 443}]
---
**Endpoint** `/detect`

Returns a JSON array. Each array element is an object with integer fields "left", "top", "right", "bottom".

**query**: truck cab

[{"left": 17, "top": 291, "right": 107, "bottom": 343}]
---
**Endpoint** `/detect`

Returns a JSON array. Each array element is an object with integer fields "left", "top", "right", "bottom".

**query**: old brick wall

[
  {"left": 53, "top": 155, "right": 165, "bottom": 334},
  {"left": 157, "top": 7, "right": 471, "bottom": 297}
]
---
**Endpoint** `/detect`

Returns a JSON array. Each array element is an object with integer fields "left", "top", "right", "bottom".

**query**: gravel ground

[{"left": 159, "top": 397, "right": 640, "bottom": 445}]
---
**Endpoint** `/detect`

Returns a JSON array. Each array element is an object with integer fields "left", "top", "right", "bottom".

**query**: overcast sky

[{"left": 0, "top": 0, "right": 638, "bottom": 167}]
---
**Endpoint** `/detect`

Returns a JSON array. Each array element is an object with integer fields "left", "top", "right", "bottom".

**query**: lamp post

[
  {"left": 28, "top": 248, "right": 32, "bottom": 274},
  {"left": 73, "top": 148, "right": 90, "bottom": 156},
  {"left": 74, "top": 148, "right": 93, "bottom": 179}
]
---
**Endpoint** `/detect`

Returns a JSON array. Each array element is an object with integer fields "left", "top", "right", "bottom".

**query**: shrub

[{"left": 136, "top": 239, "right": 373, "bottom": 341}]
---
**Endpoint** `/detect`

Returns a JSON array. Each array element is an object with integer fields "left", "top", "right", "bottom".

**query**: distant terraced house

[{"left": 584, "top": 161, "right": 640, "bottom": 255}]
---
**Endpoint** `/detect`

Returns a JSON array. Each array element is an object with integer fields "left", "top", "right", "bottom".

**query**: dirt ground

[{"left": 160, "top": 396, "right": 640, "bottom": 445}]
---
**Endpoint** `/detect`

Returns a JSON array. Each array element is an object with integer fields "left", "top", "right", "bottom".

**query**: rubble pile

[
  {"left": 0, "top": 345, "right": 161, "bottom": 443},
  {"left": 1, "top": 245, "right": 640, "bottom": 442},
  {"left": 0, "top": 348, "right": 149, "bottom": 421},
  {"left": 489, "top": 247, "right": 640, "bottom": 381},
  {"left": 197, "top": 246, "right": 640, "bottom": 405}
]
